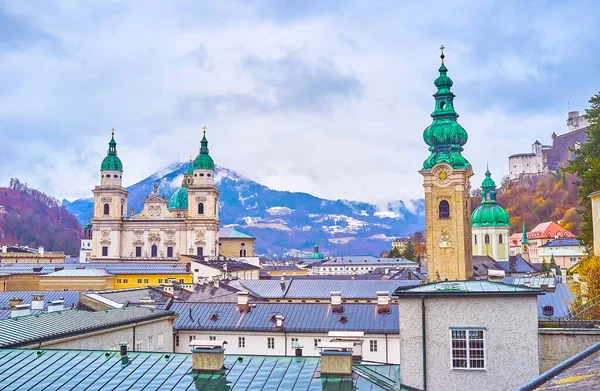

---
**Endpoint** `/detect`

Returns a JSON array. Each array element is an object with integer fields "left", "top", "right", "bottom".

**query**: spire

[
  {"left": 108, "top": 128, "right": 117, "bottom": 156},
  {"left": 200, "top": 126, "right": 209, "bottom": 155},
  {"left": 101, "top": 128, "right": 123, "bottom": 171},
  {"left": 480, "top": 169, "right": 497, "bottom": 203},
  {"left": 521, "top": 223, "right": 529, "bottom": 244},
  {"left": 422, "top": 47, "right": 470, "bottom": 170}
]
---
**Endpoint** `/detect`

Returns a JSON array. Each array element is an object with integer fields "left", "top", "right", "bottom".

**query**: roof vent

[
  {"left": 210, "top": 313, "right": 219, "bottom": 321},
  {"left": 190, "top": 340, "right": 226, "bottom": 372},
  {"left": 31, "top": 295, "right": 45, "bottom": 310},
  {"left": 47, "top": 300, "right": 65, "bottom": 313},
  {"left": 542, "top": 305, "right": 554, "bottom": 317},
  {"left": 9, "top": 297, "right": 23, "bottom": 308},
  {"left": 11, "top": 303, "right": 31, "bottom": 318}
]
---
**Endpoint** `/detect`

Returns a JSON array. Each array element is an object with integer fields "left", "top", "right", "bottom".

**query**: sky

[{"left": 1, "top": 0, "right": 599, "bottom": 207}]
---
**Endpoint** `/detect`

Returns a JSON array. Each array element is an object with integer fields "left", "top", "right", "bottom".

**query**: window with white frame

[
  {"left": 157, "top": 333, "right": 164, "bottom": 349},
  {"left": 291, "top": 338, "right": 298, "bottom": 349},
  {"left": 267, "top": 337, "right": 275, "bottom": 349},
  {"left": 369, "top": 340, "right": 378, "bottom": 352},
  {"left": 238, "top": 337, "right": 245, "bottom": 348},
  {"left": 147, "top": 335, "right": 154, "bottom": 351},
  {"left": 314, "top": 338, "right": 321, "bottom": 350},
  {"left": 451, "top": 329, "right": 485, "bottom": 369},
  {"left": 135, "top": 339, "right": 143, "bottom": 352}
]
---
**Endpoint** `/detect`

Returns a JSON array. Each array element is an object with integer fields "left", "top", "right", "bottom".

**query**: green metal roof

[
  {"left": 100, "top": 132, "right": 123, "bottom": 171},
  {"left": 167, "top": 186, "right": 188, "bottom": 210},
  {"left": 193, "top": 129, "right": 215, "bottom": 170},
  {"left": 393, "top": 280, "right": 543, "bottom": 297},
  {"left": 422, "top": 51, "right": 470, "bottom": 171},
  {"left": 0, "top": 350, "right": 408, "bottom": 390},
  {"left": 0, "top": 307, "right": 174, "bottom": 348},
  {"left": 472, "top": 170, "right": 510, "bottom": 228},
  {"left": 306, "top": 244, "right": 325, "bottom": 259},
  {"left": 218, "top": 227, "right": 254, "bottom": 239}
]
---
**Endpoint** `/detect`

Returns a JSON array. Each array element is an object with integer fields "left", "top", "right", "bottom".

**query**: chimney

[
  {"left": 280, "top": 276, "right": 285, "bottom": 289},
  {"left": 237, "top": 291, "right": 249, "bottom": 306},
  {"left": 330, "top": 291, "right": 343, "bottom": 313},
  {"left": 319, "top": 341, "right": 354, "bottom": 376},
  {"left": 190, "top": 340, "right": 226, "bottom": 372},
  {"left": 11, "top": 304, "right": 31, "bottom": 318},
  {"left": 1, "top": 245, "right": 7, "bottom": 253},
  {"left": 47, "top": 299, "right": 65, "bottom": 312},
  {"left": 9, "top": 297, "right": 23, "bottom": 308},
  {"left": 275, "top": 314, "right": 285, "bottom": 328},
  {"left": 31, "top": 294, "right": 45, "bottom": 310},
  {"left": 38, "top": 246, "right": 44, "bottom": 256},
  {"left": 119, "top": 342, "right": 128, "bottom": 357},
  {"left": 376, "top": 291, "right": 391, "bottom": 314}
]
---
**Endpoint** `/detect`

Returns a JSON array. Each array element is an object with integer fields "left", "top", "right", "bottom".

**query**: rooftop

[
  {"left": 393, "top": 280, "right": 543, "bottom": 297},
  {"left": 0, "top": 262, "right": 189, "bottom": 275},
  {"left": 218, "top": 227, "right": 254, "bottom": 239},
  {"left": 497, "top": 256, "right": 540, "bottom": 274},
  {"left": 318, "top": 256, "right": 417, "bottom": 266},
  {"left": 191, "top": 259, "right": 261, "bottom": 272},
  {"left": 0, "top": 350, "right": 406, "bottom": 390},
  {"left": 540, "top": 238, "right": 583, "bottom": 247},
  {"left": 0, "top": 291, "right": 81, "bottom": 310},
  {"left": 172, "top": 302, "right": 398, "bottom": 333},
  {"left": 42, "top": 268, "right": 114, "bottom": 277},
  {"left": 0, "top": 307, "right": 175, "bottom": 348}
]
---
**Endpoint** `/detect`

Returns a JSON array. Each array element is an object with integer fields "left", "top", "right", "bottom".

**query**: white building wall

[
  {"left": 509, "top": 153, "right": 544, "bottom": 181},
  {"left": 399, "top": 296, "right": 539, "bottom": 391},
  {"left": 175, "top": 330, "right": 398, "bottom": 364}
]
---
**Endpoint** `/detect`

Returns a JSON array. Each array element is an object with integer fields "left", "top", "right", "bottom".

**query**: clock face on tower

[{"left": 433, "top": 166, "right": 451, "bottom": 185}]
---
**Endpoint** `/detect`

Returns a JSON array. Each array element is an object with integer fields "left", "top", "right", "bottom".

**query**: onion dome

[
  {"left": 193, "top": 127, "right": 215, "bottom": 170},
  {"left": 167, "top": 186, "right": 188, "bottom": 210},
  {"left": 471, "top": 170, "right": 510, "bottom": 227},
  {"left": 422, "top": 47, "right": 470, "bottom": 170},
  {"left": 307, "top": 244, "right": 325, "bottom": 260},
  {"left": 101, "top": 129, "right": 123, "bottom": 171}
]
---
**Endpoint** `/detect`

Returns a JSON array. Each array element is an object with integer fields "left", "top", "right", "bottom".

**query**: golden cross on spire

[
  {"left": 440, "top": 45, "right": 445, "bottom": 63},
  {"left": 111, "top": 127, "right": 115, "bottom": 136},
  {"left": 189, "top": 155, "right": 193, "bottom": 162},
  {"left": 203, "top": 126, "right": 207, "bottom": 134}
]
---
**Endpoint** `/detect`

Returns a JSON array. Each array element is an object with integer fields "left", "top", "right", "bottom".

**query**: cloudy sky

[{"left": 1, "top": 1, "right": 599, "bottom": 206}]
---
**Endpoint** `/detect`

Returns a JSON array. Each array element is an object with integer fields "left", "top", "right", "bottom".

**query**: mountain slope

[
  {"left": 63, "top": 163, "right": 424, "bottom": 256},
  {"left": 0, "top": 179, "right": 82, "bottom": 254}
]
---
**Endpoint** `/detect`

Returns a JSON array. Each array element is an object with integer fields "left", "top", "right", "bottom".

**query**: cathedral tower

[
  {"left": 186, "top": 127, "right": 220, "bottom": 257},
  {"left": 471, "top": 169, "right": 510, "bottom": 261},
  {"left": 420, "top": 48, "right": 473, "bottom": 281},
  {"left": 92, "top": 130, "right": 129, "bottom": 259}
]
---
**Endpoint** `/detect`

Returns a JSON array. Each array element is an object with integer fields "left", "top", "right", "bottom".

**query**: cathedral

[{"left": 90, "top": 128, "right": 220, "bottom": 262}]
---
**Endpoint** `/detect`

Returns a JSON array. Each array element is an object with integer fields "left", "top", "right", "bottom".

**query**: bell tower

[{"left": 420, "top": 47, "right": 473, "bottom": 281}]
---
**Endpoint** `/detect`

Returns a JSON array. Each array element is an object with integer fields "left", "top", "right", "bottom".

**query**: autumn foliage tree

[{"left": 571, "top": 256, "right": 600, "bottom": 319}]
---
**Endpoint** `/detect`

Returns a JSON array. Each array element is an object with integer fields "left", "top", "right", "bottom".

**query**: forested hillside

[{"left": 0, "top": 179, "right": 81, "bottom": 255}]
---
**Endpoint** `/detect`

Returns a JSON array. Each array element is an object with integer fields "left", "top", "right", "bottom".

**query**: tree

[
  {"left": 571, "top": 256, "right": 600, "bottom": 319},
  {"left": 388, "top": 247, "right": 402, "bottom": 258},
  {"left": 541, "top": 259, "right": 549, "bottom": 273},
  {"left": 403, "top": 240, "right": 415, "bottom": 261},
  {"left": 564, "top": 92, "right": 600, "bottom": 248}
]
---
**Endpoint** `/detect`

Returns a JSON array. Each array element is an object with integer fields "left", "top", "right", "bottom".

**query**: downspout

[
  {"left": 421, "top": 296, "right": 427, "bottom": 391},
  {"left": 385, "top": 333, "right": 389, "bottom": 364},
  {"left": 284, "top": 330, "right": 287, "bottom": 356},
  {"left": 133, "top": 325, "right": 136, "bottom": 351}
]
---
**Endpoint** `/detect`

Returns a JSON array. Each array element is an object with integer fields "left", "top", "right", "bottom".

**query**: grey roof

[
  {"left": 0, "top": 350, "right": 406, "bottom": 391},
  {"left": 503, "top": 277, "right": 574, "bottom": 319},
  {"left": 0, "top": 291, "right": 81, "bottom": 310},
  {"left": 318, "top": 256, "right": 417, "bottom": 266},
  {"left": 0, "top": 307, "right": 174, "bottom": 348},
  {"left": 261, "top": 265, "right": 304, "bottom": 271},
  {"left": 473, "top": 255, "right": 504, "bottom": 276},
  {"left": 540, "top": 238, "right": 583, "bottom": 247},
  {"left": 527, "top": 345, "right": 600, "bottom": 390},
  {"left": 42, "top": 268, "right": 114, "bottom": 277},
  {"left": 172, "top": 302, "right": 398, "bottom": 333},
  {"left": 0, "top": 262, "right": 189, "bottom": 275},
  {"left": 393, "top": 280, "right": 543, "bottom": 297},
  {"left": 234, "top": 278, "right": 419, "bottom": 299},
  {"left": 191, "top": 259, "right": 261, "bottom": 271},
  {"left": 509, "top": 152, "right": 536, "bottom": 158},
  {"left": 497, "top": 256, "right": 540, "bottom": 274}
]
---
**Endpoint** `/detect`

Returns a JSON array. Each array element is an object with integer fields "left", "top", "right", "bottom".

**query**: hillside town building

[
  {"left": 509, "top": 111, "right": 588, "bottom": 181},
  {"left": 509, "top": 221, "right": 576, "bottom": 263}
]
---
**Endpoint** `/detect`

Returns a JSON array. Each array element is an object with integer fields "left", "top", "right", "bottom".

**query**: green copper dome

[
  {"left": 167, "top": 186, "right": 189, "bottom": 210},
  {"left": 422, "top": 51, "right": 470, "bottom": 170},
  {"left": 307, "top": 244, "right": 325, "bottom": 260},
  {"left": 101, "top": 132, "right": 123, "bottom": 171},
  {"left": 471, "top": 170, "right": 510, "bottom": 227},
  {"left": 193, "top": 129, "right": 215, "bottom": 170}
]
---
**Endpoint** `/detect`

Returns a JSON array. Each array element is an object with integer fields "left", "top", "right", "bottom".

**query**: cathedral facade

[{"left": 90, "top": 129, "right": 220, "bottom": 262}]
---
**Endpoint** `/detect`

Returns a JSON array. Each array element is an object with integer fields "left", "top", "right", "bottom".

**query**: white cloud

[{"left": 0, "top": 0, "right": 598, "bottom": 204}]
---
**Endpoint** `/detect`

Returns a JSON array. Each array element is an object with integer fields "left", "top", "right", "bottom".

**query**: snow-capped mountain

[{"left": 63, "top": 163, "right": 424, "bottom": 256}]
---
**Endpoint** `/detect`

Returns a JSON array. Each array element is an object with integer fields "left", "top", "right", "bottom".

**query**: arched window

[
  {"left": 474, "top": 235, "right": 478, "bottom": 245},
  {"left": 198, "top": 203, "right": 204, "bottom": 215},
  {"left": 103, "top": 203, "right": 110, "bottom": 215},
  {"left": 484, "top": 234, "right": 490, "bottom": 244},
  {"left": 151, "top": 245, "right": 158, "bottom": 257},
  {"left": 498, "top": 234, "right": 503, "bottom": 244},
  {"left": 121, "top": 204, "right": 124, "bottom": 217},
  {"left": 439, "top": 200, "right": 450, "bottom": 218},
  {"left": 239, "top": 249, "right": 247, "bottom": 257}
]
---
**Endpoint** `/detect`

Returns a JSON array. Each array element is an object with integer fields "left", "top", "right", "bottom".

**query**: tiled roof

[
  {"left": 0, "top": 307, "right": 175, "bottom": 348},
  {"left": 393, "top": 280, "right": 543, "bottom": 297},
  {"left": 0, "top": 262, "right": 189, "bottom": 275},
  {"left": 540, "top": 238, "right": 583, "bottom": 247},
  {"left": 234, "top": 279, "right": 419, "bottom": 299},
  {"left": 528, "top": 221, "right": 576, "bottom": 239},
  {"left": 218, "top": 227, "right": 254, "bottom": 239},
  {"left": 191, "top": 259, "right": 260, "bottom": 271},
  {"left": 42, "top": 268, "right": 114, "bottom": 277},
  {"left": 0, "top": 350, "right": 406, "bottom": 391},
  {"left": 172, "top": 302, "right": 398, "bottom": 333},
  {"left": 0, "top": 291, "right": 81, "bottom": 310}
]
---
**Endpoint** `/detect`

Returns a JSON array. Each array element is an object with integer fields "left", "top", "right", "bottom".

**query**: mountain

[
  {"left": 0, "top": 179, "right": 82, "bottom": 255},
  {"left": 63, "top": 163, "right": 424, "bottom": 256}
]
